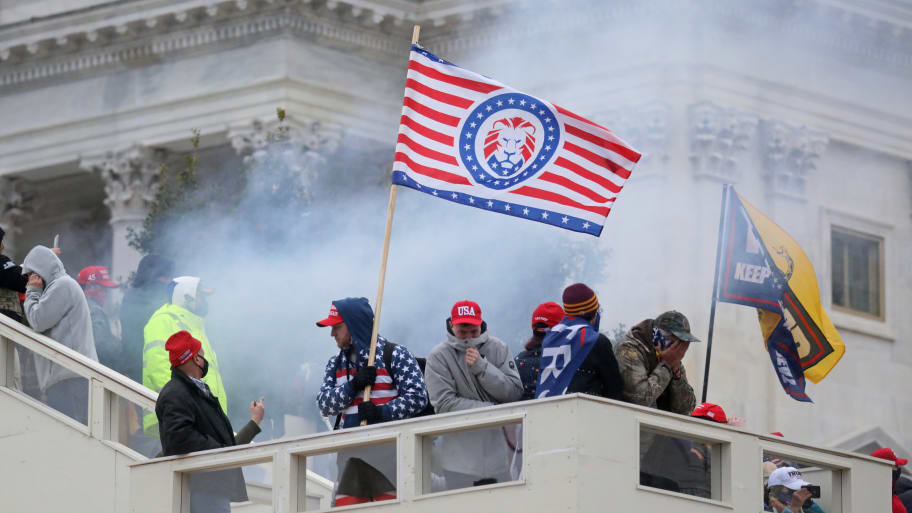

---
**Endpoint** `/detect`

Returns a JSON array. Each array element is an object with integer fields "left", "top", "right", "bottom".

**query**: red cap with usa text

[{"left": 451, "top": 300, "right": 482, "bottom": 326}]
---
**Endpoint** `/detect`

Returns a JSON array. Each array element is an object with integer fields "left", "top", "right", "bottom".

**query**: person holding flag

[
  {"left": 315, "top": 297, "right": 427, "bottom": 506},
  {"left": 707, "top": 185, "right": 845, "bottom": 402},
  {"left": 534, "top": 283, "right": 623, "bottom": 400}
]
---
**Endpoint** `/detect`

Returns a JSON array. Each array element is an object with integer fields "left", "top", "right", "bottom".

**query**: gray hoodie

[
  {"left": 425, "top": 331, "right": 523, "bottom": 478},
  {"left": 426, "top": 332, "right": 523, "bottom": 412},
  {"left": 21, "top": 246, "right": 97, "bottom": 390}
]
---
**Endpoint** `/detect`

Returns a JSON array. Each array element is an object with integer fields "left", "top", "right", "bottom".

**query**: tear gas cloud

[{"left": 153, "top": 0, "right": 898, "bottom": 437}]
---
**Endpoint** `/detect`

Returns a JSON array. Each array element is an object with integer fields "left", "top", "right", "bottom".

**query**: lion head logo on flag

[{"left": 483, "top": 116, "right": 536, "bottom": 177}]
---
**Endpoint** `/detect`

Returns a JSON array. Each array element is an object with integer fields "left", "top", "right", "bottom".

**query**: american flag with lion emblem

[{"left": 392, "top": 45, "right": 641, "bottom": 236}]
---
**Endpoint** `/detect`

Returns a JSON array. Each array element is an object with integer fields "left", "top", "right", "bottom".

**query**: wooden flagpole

[
  {"left": 701, "top": 183, "right": 731, "bottom": 404},
  {"left": 361, "top": 24, "right": 421, "bottom": 424}
]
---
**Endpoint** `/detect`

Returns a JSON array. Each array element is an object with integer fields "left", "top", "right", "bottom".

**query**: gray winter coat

[
  {"left": 425, "top": 331, "right": 523, "bottom": 478},
  {"left": 21, "top": 246, "right": 97, "bottom": 390}
]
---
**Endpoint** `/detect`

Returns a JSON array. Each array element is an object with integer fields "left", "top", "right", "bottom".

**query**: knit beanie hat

[
  {"left": 562, "top": 283, "right": 599, "bottom": 317},
  {"left": 165, "top": 330, "right": 202, "bottom": 367}
]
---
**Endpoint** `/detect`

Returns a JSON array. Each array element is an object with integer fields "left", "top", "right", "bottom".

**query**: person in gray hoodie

[
  {"left": 425, "top": 300, "right": 523, "bottom": 490},
  {"left": 21, "top": 245, "right": 97, "bottom": 424}
]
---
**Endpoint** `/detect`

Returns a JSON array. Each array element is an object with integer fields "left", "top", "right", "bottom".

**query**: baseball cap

[
  {"left": 316, "top": 303, "right": 344, "bottom": 327},
  {"left": 77, "top": 266, "right": 119, "bottom": 287},
  {"left": 768, "top": 467, "right": 811, "bottom": 490},
  {"left": 165, "top": 330, "right": 202, "bottom": 367},
  {"left": 655, "top": 310, "right": 700, "bottom": 342},
  {"left": 532, "top": 302, "right": 564, "bottom": 331},
  {"left": 871, "top": 447, "right": 908, "bottom": 466},
  {"left": 451, "top": 300, "right": 482, "bottom": 326},
  {"left": 691, "top": 402, "right": 728, "bottom": 424}
]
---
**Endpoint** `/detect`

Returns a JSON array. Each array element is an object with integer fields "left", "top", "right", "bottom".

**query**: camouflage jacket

[{"left": 614, "top": 318, "right": 696, "bottom": 415}]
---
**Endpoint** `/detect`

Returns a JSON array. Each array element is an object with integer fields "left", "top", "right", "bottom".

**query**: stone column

[
  {"left": 80, "top": 145, "right": 168, "bottom": 281},
  {"left": 0, "top": 177, "right": 33, "bottom": 257}
]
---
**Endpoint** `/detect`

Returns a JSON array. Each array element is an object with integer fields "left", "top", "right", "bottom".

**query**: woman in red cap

[
  {"left": 871, "top": 447, "right": 909, "bottom": 513},
  {"left": 514, "top": 301, "right": 564, "bottom": 400}
]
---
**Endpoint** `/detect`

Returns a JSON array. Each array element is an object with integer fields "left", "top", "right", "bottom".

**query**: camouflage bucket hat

[{"left": 655, "top": 310, "right": 700, "bottom": 343}]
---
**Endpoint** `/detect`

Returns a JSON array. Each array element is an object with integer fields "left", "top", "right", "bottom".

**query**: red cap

[
  {"left": 165, "top": 330, "right": 202, "bottom": 367},
  {"left": 77, "top": 266, "right": 119, "bottom": 287},
  {"left": 316, "top": 304, "right": 344, "bottom": 327},
  {"left": 691, "top": 402, "right": 728, "bottom": 424},
  {"left": 532, "top": 302, "right": 564, "bottom": 331},
  {"left": 451, "top": 300, "right": 482, "bottom": 326},
  {"left": 871, "top": 447, "right": 908, "bottom": 466}
]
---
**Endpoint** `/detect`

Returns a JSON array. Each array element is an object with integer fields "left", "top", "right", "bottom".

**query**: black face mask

[
  {"left": 894, "top": 467, "right": 902, "bottom": 484},
  {"left": 199, "top": 357, "right": 209, "bottom": 379}
]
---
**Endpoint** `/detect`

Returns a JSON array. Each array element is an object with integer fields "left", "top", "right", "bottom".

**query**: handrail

[
  {"left": 0, "top": 312, "right": 157, "bottom": 409},
  {"left": 128, "top": 394, "right": 894, "bottom": 513},
  {"left": 0, "top": 312, "right": 158, "bottom": 449}
]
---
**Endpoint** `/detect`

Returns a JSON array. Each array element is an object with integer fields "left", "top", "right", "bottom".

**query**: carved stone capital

[
  {"left": 591, "top": 102, "right": 671, "bottom": 180},
  {"left": 689, "top": 101, "right": 758, "bottom": 183},
  {"left": 80, "top": 145, "right": 169, "bottom": 222},
  {"left": 228, "top": 116, "right": 342, "bottom": 165},
  {"left": 761, "top": 121, "right": 829, "bottom": 201}
]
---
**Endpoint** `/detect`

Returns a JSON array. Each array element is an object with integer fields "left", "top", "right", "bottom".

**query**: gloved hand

[
  {"left": 357, "top": 401, "right": 383, "bottom": 425},
  {"left": 349, "top": 366, "right": 377, "bottom": 391}
]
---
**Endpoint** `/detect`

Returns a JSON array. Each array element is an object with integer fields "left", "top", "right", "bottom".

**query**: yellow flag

[{"left": 739, "top": 194, "right": 845, "bottom": 382}]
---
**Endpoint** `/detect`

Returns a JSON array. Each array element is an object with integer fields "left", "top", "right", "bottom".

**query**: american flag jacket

[{"left": 317, "top": 338, "right": 428, "bottom": 429}]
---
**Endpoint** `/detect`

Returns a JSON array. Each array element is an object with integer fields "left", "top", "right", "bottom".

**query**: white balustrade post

[
  {"left": 89, "top": 377, "right": 107, "bottom": 439},
  {"left": 399, "top": 427, "right": 417, "bottom": 502},
  {"left": 0, "top": 335, "right": 12, "bottom": 388},
  {"left": 273, "top": 449, "right": 292, "bottom": 513}
]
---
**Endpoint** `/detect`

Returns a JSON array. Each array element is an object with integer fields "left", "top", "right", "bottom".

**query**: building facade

[{"left": 1, "top": 0, "right": 910, "bottom": 458}]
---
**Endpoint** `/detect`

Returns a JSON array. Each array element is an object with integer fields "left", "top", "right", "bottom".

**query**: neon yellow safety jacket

[{"left": 142, "top": 303, "right": 228, "bottom": 436}]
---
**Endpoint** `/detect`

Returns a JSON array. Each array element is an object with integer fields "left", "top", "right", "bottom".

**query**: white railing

[
  {"left": 129, "top": 394, "right": 895, "bottom": 513},
  {"left": 0, "top": 312, "right": 156, "bottom": 455}
]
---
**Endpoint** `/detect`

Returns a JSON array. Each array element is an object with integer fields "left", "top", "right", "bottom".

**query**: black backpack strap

[
  {"left": 333, "top": 352, "right": 343, "bottom": 430},
  {"left": 383, "top": 341, "right": 397, "bottom": 383}
]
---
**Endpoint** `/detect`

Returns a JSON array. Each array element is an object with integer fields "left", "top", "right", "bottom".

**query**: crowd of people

[{"left": 0, "top": 228, "right": 908, "bottom": 512}]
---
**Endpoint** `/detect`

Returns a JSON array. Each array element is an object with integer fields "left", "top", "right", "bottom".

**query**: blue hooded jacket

[
  {"left": 333, "top": 297, "right": 375, "bottom": 354},
  {"left": 316, "top": 297, "right": 428, "bottom": 428}
]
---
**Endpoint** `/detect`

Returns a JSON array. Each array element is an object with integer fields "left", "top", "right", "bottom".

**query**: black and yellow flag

[{"left": 715, "top": 185, "right": 845, "bottom": 400}]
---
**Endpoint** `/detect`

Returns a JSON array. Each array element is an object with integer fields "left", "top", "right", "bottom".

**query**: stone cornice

[
  {"left": 424, "top": 0, "right": 912, "bottom": 71},
  {"left": 0, "top": 0, "right": 414, "bottom": 89},
  {"left": 0, "top": 0, "right": 514, "bottom": 74},
  {"left": 3, "top": 0, "right": 910, "bottom": 89}
]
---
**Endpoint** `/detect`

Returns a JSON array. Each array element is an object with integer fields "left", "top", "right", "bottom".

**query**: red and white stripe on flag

[{"left": 392, "top": 45, "right": 641, "bottom": 236}]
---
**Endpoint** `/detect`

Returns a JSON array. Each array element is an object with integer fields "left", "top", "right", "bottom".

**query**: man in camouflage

[
  {"left": 617, "top": 310, "right": 700, "bottom": 491},
  {"left": 614, "top": 310, "right": 697, "bottom": 415}
]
